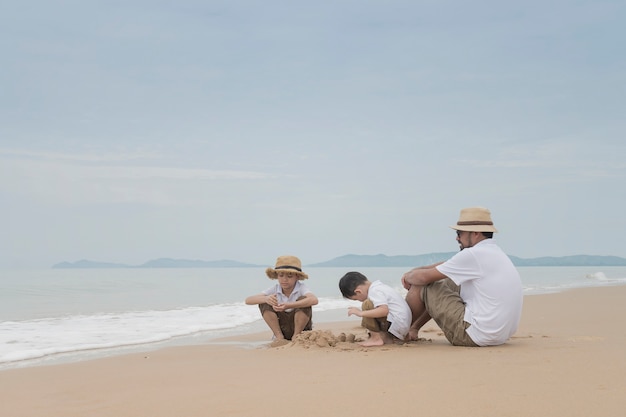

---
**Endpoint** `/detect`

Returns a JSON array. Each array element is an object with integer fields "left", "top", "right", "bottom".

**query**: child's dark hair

[{"left": 339, "top": 271, "right": 368, "bottom": 298}]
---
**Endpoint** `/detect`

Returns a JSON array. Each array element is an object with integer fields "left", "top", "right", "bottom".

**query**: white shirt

[
  {"left": 368, "top": 280, "right": 412, "bottom": 339},
  {"left": 262, "top": 280, "right": 312, "bottom": 312},
  {"left": 436, "top": 239, "right": 523, "bottom": 346}
]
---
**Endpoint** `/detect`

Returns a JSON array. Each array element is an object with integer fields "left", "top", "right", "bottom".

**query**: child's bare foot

[
  {"left": 270, "top": 338, "right": 290, "bottom": 347},
  {"left": 358, "top": 332, "right": 385, "bottom": 347},
  {"left": 359, "top": 338, "right": 385, "bottom": 347}
]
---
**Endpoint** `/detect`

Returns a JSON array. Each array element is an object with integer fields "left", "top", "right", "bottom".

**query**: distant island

[
  {"left": 52, "top": 253, "right": 626, "bottom": 269},
  {"left": 310, "top": 253, "right": 626, "bottom": 267},
  {"left": 52, "top": 258, "right": 262, "bottom": 269}
]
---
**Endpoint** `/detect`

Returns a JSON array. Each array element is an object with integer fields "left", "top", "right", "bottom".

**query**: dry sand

[{"left": 1, "top": 285, "right": 625, "bottom": 417}]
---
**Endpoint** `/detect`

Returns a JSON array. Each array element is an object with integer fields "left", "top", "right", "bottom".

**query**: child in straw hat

[{"left": 245, "top": 255, "right": 318, "bottom": 344}]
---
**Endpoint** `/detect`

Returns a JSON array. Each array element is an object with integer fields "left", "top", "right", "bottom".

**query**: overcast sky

[{"left": 1, "top": 1, "right": 625, "bottom": 269}]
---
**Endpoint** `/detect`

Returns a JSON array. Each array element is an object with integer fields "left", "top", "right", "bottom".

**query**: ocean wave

[
  {"left": 585, "top": 271, "right": 608, "bottom": 281},
  {"left": 0, "top": 297, "right": 352, "bottom": 366}
]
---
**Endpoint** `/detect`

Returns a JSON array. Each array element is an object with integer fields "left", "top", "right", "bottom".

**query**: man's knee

[{"left": 406, "top": 285, "right": 425, "bottom": 305}]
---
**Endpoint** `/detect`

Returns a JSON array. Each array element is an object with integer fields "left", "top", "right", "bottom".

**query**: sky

[{"left": 1, "top": 0, "right": 625, "bottom": 269}]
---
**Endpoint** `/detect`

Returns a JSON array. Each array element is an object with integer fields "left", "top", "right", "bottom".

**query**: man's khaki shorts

[{"left": 422, "top": 278, "right": 478, "bottom": 347}]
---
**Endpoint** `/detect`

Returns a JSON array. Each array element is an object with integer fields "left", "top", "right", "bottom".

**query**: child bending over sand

[{"left": 339, "top": 271, "right": 411, "bottom": 346}]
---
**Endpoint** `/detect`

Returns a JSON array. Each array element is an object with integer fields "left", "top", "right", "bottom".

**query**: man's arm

[
  {"left": 411, "top": 261, "right": 445, "bottom": 270},
  {"left": 402, "top": 264, "right": 447, "bottom": 289}
]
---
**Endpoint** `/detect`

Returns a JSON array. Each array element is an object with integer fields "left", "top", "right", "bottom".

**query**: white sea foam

[
  {"left": 0, "top": 298, "right": 354, "bottom": 366},
  {"left": 586, "top": 271, "right": 608, "bottom": 281},
  {"left": 1, "top": 266, "right": 625, "bottom": 368}
]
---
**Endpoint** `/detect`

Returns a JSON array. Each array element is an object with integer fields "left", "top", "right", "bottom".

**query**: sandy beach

[{"left": 1, "top": 285, "right": 625, "bottom": 417}]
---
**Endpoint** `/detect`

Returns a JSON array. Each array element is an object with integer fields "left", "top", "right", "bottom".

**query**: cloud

[
  {"left": 0, "top": 149, "right": 276, "bottom": 206},
  {"left": 460, "top": 139, "right": 626, "bottom": 174},
  {"left": 0, "top": 148, "right": 159, "bottom": 163}
]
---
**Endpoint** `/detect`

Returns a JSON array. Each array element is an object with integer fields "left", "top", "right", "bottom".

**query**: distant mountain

[
  {"left": 508, "top": 255, "right": 626, "bottom": 267},
  {"left": 53, "top": 258, "right": 261, "bottom": 269},
  {"left": 52, "top": 259, "right": 130, "bottom": 269},
  {"left": 138, "top": 258, "right": 259, "bottom": 268},
  {"left": 308, "top": 253, "right": 457, "bottom": 267},
  {"left": 313, "top": 253, "right": 626, "bottom": 267},
  {"left": 53, "top": 253, "right": 626, "bottom": 269}
]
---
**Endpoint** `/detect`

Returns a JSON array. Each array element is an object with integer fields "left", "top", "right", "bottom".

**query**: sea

[{"left": 2, "top": 266, "right": 626, "bottom": 370}]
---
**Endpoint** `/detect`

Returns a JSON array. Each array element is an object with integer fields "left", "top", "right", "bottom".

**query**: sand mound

[
  {"left": 278, "top": 330, "right": 364, "bottom": 350},
  {"left": 269, "top": 329, "right": 431, "bottom": 350}
]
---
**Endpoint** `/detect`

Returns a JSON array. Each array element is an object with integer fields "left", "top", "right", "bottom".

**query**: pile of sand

[{"left": 270, "top": 330, "right": 364, "bottom": 349}]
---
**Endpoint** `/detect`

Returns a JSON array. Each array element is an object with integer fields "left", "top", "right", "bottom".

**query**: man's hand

[{"left": 401, "top": 271, "right": 413, "bottom": 290}]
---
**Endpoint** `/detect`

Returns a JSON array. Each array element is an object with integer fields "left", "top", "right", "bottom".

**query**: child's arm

[
  {"left": 245, "top": 293, "right": 278, "bottom": 306},
  {"left": 348, "top": 304, "right": 389, "bottom": 318}
]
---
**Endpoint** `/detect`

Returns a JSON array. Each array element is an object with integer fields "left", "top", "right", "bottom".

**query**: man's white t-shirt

[
  {"left": 436, "top": 239, "right": 523, "bottom": 346},
  {"left": 367, "top": 280, "right": 412, "bottom": 339}
]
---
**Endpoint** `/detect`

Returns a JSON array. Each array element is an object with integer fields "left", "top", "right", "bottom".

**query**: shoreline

[
  {"left": 1, "top": 285, "right": 626, "bottom": 416},
  {"left": 2, "top": 282, "right": 626, "bottom": 371},
  {"left": 0, "top": 307, "right": 357, "bottom": 371},
  {"left": 3, "top": 266, "right": 625, "bottom": 370}
]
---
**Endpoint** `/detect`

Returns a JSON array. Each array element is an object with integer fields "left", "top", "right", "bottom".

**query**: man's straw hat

[{"left": 450, "top": 207, "right": 498, "bottom": 233}]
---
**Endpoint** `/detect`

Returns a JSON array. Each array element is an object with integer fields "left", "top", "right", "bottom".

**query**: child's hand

[
  {"left": 266, "top": 294, "right": 278, "bottom": 306},
  {"left": 347, "top": 307, "right": 362, "bottom": 317},
  {"left": 272, "top": 303, "right": 287, "bottom": 312}
]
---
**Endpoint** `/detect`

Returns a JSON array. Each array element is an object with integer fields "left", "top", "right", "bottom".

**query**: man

[{"left": 402, "top": 207, "right": 523, "bottom": 346}]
